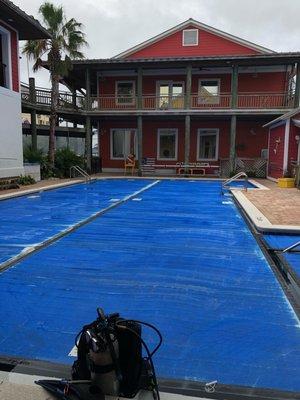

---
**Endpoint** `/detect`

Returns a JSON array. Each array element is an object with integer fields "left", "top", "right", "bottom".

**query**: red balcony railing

[
  {"left": 237, "top": 92, "right": 292, "bottom": 109},
  {"left": 191, "top": 93, "right": 231, "bottom": 109}
]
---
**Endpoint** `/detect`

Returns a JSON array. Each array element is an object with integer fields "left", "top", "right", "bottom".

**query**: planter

[
  {"left": 24, "top": 163, "right": 41, "bottom": 181},
  {"left": 277, "top": 178, "right": 295, "bottom": 188}
]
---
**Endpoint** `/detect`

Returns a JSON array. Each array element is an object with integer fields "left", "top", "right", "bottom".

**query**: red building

[
  {"left": 65, "top": 19, "right": 300, "bottom": 178},
  {"left": 0, "top": 0, "right": 50, "bottom": 178}
]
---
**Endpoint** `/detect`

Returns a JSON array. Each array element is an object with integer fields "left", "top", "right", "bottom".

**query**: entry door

[{"left": 158, "top": 82, "right": 184, "bottom": 109}]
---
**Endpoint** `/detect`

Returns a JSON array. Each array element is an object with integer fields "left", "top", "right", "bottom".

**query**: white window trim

[
  {"left": 0, "top": 24, "right": 12, "bottom": 90},
  {"left": 197, "top": 128, "right": 219, "bottom": 161},
  {"left": 115, "top": 80, "right": 136, "bottom": 105},
  {"left": 182, "top": 29, "right": 198, "bottom": 46},
  {"left": 110, "top": 128, "right": 137, "bottom": 160},
  {"left": 198, "top": 78, "right": 221, "bottom": 105},
  {"left": 157, "top": 128, "right": 178, "bottom": 161}
]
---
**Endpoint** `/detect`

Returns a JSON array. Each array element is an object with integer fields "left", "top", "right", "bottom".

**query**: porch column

[
  {"left": 185, "top": 64, "right": 192, "bottom": 109},
  {"left": 85, "top": 115, "right": 92, "bottom": 173},
  {"left": 137, "top": 115, "right": 143, "bottom": 176},
  {"left": 184, "top": 115, "right": 191, "bottom": 172},
  {"left": 229, "top": 115, "right": 237, "bottom": 175},
  {"left": 29, "top": 77, "right": 37, "bottom": 151},
  {"left": 72, "top": 91, "right": 77, "bottom": 128},
  {"left": 294, "top": 62, "right": 300, "bottom": 108},
  {"left": 85, "top": 68, "right": 91, "bottom": 110},
  {"left": 231, "top": 65, "right": 239, "bottom": 109},
  {"left": 137, "top": 67, "right": 143, "bottom": 109}
]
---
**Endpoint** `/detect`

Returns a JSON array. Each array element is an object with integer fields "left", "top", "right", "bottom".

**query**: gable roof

[
  {"left": 263, "top": 107, "right": 300, "bottom": 127},
  {"left": 0, "top": 0, "right": 50, "bottom": 39},
  {"left": 113, "top": 18, "right": 275, "bottom": 59}
]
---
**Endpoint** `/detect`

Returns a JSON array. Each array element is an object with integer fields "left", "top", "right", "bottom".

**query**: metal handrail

[
  {"left": 283, "top": 241, "right": 300, "bottom": 253},
  {"left": 70, "top": 165, "right": 91, "bottom": 182},
  {"left": 222, "top": 171, "right": 248, "bottom": 193}
]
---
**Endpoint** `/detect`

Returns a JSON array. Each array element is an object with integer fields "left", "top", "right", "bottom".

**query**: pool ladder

[
  {"left": 221, "top": 172, "right": 248, "bottom": 195},
  {"left": 70, "top": 165, "right": 92, "bottom": 182}
]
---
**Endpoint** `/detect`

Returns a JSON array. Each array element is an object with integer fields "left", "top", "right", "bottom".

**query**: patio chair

[{"left": 124, "top": 154, "right": 136, "bottom": 175}]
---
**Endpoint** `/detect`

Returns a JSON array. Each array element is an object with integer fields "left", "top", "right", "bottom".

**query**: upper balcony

[
  {"left": 21, "top": 86, "right": 294, "bottom": 114},
  {"left": 88, "top": 92, "right": 293, "bottom": 112}
]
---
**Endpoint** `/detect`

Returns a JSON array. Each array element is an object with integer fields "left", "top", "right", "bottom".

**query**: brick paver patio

[{"left": 245, "top": 179, "right": 300, "bottom": 226}]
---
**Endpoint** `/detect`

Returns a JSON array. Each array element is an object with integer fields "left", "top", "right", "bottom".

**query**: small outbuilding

[{"left": 264, "top": 108, "right": 300, "bottom": 179}]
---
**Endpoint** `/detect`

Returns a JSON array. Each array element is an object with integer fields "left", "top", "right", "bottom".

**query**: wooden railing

[{"left": 21, "top": 86, "right": 294, "bottom": 112}]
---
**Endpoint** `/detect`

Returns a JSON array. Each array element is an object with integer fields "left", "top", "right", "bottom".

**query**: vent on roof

[{"left": 182, "top": 29, "right": 198, "bottom": 46}]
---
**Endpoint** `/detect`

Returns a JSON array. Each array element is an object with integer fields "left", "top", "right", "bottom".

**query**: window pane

[
  {"left": 117, "top": 82, "right": 134, "bottom": 104},
  {"left": 199, "top": 131, "right": 217, "bottom": 159},
  {"left": 199, "top": 81, "right": 219, "bottom": 104},
  {"left": 112, "top": 129, "right": 136, "bottom": 159},
  {"left": 183, "top": 30, "right": 198, "bottom": 45},
  {"left": 112, "top": 130, "right": 124, "bottom": 158},
  {"left": 159, "top": 130, "right": 176, "bottom": 159}
]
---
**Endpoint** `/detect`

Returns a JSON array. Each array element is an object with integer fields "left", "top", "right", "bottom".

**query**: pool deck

[{"left": 233, "top": 179, "right": 300, "bottom": 232}]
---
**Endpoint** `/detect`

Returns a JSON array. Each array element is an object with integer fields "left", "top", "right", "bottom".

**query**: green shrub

[
  {"left": 54, "top": 148, "right": 85, "bottom": 178},
  {"left": 23, "top": 146, "right": 44, "bottom": 163},
  {"left": 17, "top": 175, "right": 36, "bottom": 185}
]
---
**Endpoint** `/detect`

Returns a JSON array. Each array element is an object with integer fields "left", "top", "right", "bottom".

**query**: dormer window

[{"left": 182, "top": 29, "right": 198, "bottom": 46}]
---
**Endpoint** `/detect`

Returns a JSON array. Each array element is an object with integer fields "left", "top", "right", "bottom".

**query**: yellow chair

[{"left": 124, "top": 154, "right": 136, "bottom": 175}]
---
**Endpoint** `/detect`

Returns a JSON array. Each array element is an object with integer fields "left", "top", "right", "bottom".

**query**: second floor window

[
  {"left": 198, "top": 80, "right": 220, "bottom": 104},
  {"left": 116, "top": 81, "right": 135, "bottom": 105}
]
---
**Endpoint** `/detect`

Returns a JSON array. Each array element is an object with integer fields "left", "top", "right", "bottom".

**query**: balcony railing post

[
  {"left": 137, "top": 67, "right": 143, "bottom": 110},
  {"left": 85, "top": 67, "right": 91, "bottom": 110},
  {"left": 231, "top": 65, "right": 238, "bottom": 109},
  {"left": 185, "top": 64, "right": 192, "bottom": 109}
]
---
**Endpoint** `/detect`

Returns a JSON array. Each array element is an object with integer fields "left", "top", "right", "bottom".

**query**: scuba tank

[
  {"left": 36, "top": 308, "right": 162, "bottom": 400},
  {"left": 71, "top": 308, "right": 162, "bottom": 399}
]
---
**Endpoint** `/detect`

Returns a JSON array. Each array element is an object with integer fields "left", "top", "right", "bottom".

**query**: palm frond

[{"left": 39, "top": 2, "right": 64, "bottom": 36}]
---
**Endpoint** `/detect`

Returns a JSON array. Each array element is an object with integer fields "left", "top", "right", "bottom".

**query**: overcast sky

[{"left": 18, "top": 0, "right": 300, "bottom": 88}]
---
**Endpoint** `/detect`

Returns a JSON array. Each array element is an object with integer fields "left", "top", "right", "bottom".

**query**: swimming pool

[{"left": 0, "top": 179, "right": 299, "bottom": 394}]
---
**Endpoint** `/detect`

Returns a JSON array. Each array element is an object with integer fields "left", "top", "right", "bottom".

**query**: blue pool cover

[
  {"left": 0, "top": 179, "right": 151, "bottom": 264},
  {"left": 0, "top": 180, "right": 300, "bottom": 393}
]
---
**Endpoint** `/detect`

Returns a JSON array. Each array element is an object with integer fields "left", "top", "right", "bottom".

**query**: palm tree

[{"left": 23, "top": 2, "right": 87, "bottom": 167}]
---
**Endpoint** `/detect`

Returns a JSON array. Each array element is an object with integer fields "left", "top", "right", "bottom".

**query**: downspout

[{"left": 283, "top": 118, "right": 291, "bottom": 174}]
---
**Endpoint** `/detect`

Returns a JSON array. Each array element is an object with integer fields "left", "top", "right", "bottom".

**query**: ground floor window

[
  {"left": 197, "top": 129, "right": 219, "bottom": 161},
  {"left": 157, "top": 129, "right": 178, "bottom": 160},
  {"left": 110, "top": 129, "right": 137, "bottom": 159}
]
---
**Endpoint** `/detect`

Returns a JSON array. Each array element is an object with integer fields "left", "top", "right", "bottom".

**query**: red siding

[
  {"left": 268, "top": 124, "right": 286, "bottom": 179},
  {"left": 100, "top": 119, "right": 268, "bottom": 170},
  {"left": 0, "top": 20, "right": 19, "bottom": 92},
  {"left": 289, "top": 122, "right": 300, "bottom": 170},
  {"left": 126, "top": 26, "right": 260, "bottom": 59},
  {"left": 99, "top": 72, "right": 285, "bottom": 97},
  {"left": 238, "top": 72, "right": 286, "bottom": 93}
]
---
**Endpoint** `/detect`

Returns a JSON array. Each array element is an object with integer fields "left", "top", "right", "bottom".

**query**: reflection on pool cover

[
  {"left": 0, "top": 180, "right": 299, "bottom": 393},
  {"left": 0, "top": 179, "right": 152, "bottom": 264}
]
